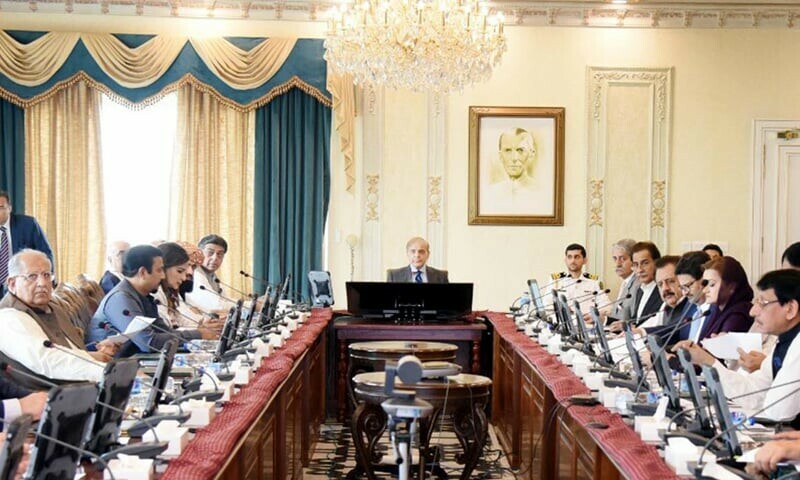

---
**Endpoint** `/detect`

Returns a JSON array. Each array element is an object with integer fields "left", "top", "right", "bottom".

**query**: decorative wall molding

[
  {"left": 365, "top": 174, "right": 380, "bottom": 221},
  {"left": 427, "top": 176, "right": 442, "bottom": 223},
  {"left": 360, "top": 86, "right": 384, "bottom": 280},
  {"left": 651, "top": 180, "right": 666, "bottom": 228},
  {"left": 586, "top": 66, "right": 672, "bottom": 273},
  {"left": 3, "top": 0, "right": 800, "bottom": 29},
  {"left": 426, "top": 92, "right": 447, "bottom": 268},
  {"left": 588, "top": 179, "right": 604, "bottom": 227}
]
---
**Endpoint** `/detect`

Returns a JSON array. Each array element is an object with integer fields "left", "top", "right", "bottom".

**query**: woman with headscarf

[{"left": 695, "top": 256, "right": 755, "bottom": 341}]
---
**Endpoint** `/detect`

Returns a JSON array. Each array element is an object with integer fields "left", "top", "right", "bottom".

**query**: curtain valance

[
  {"left": 0, "top": 31, "right": 326, "bottom": 111},
  {"left": 0, "top": 30, "right": 356, "bottom": 192}
]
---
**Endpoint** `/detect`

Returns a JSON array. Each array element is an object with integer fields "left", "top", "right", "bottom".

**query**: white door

[{"left": 752, "top": 120, "right": 800, "bottom": 279}]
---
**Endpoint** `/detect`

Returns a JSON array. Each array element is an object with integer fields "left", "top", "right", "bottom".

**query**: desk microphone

[
  {"left": 630, "top": 311, "right": 711, "bottom": 398},
  {"left": 214, "top": 278, "right": 254, "bottom": 299},
  {"left": 41, "top": 341, "right": 105, "bottom": 367},
  {"left": 198, "top": 285, "right": 240, "bottom": 305},
  {"left": 0, "top": 415, "right": 118, "bottom": 480},
  {"left": 240, "top": 270, "right": 272, "bottom": 288},
  {"left": 594, "top": 294, "right": 633, "bottom": 313}
]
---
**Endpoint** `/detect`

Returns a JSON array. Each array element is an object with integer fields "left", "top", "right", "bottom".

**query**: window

[{"left": 100, "top": 94, "right": 177, "bottom": 245}]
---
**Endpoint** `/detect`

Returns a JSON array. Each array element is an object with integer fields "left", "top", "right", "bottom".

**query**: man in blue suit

[{"left": 0, "top": 191, "right": 54, "bottom": 291}]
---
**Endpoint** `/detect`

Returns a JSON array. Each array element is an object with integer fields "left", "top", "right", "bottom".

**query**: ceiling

[{"left": 2, "top": 0, "right": 800, "bottom": 27}]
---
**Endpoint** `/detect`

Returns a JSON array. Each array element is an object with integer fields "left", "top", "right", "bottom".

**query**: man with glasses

[
  {"left": 671, "top": 250, "right": 712, "bottom": 344},
  {"left": 0, "top": 191, "right": 53, "bottom": 296},
  {"left": 0, "top": 249, "right": 108, "bottom": 387},
  {"left": 676, "top": 269, "right": 800, "bottom": 424},
  {"left": 99, "top": 240, "right": 130, "bottom": 294}
]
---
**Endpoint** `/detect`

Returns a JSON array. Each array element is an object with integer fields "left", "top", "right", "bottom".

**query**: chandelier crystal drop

[{"left": 324, "top": 0, "right": 507, "bottom": 94}]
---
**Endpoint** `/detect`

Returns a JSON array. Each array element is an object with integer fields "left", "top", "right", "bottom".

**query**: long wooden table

[
  {"left": 160, "top": 309, "right": 331, "bottom": 480},
  {"left": 487, "top": 312, "right": 679, "bottom": 480}
]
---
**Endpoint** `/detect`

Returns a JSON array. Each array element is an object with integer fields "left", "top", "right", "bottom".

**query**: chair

[{"left": 307, "top": 271, "right": 334, "bottom": 307}]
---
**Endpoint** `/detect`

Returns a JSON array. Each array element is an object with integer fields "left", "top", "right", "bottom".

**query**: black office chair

[{"left": 308, "top": 271, "right": 334, "bottom": 307}]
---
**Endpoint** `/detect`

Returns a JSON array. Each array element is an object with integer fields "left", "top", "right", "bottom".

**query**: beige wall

[
  {"left": 3, "top": 13, "right": 799, "bottom": 310},
  {"left": 336, "top": 27, "right": 800, "bottom": 311}
]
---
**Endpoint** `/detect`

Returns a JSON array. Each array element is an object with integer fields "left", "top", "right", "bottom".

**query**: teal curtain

[
  {"left": 253, "top": 89, "right": 331, "bottom": 300},
  {"left": 0, "top": 99, "right": 25, "bottom": 211}
]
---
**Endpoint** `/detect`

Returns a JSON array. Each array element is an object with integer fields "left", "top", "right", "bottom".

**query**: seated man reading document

[
  {"left": 87, "top": 244, "right": 220, "bottom": 357},
  {"left": 675, "top": 269, "right": 800, "bottom": 424}
]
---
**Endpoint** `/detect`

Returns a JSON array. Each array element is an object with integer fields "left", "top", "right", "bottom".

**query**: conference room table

[
  {"left": 484, "top": 311, "right": 680, "bottom": 480},
  {"left": 154, "top": 308, "right": 331, "bottom": 480}
]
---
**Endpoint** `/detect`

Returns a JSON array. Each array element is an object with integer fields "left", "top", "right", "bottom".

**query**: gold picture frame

[{"left": 468, "top": 106, "right": 565, "bottom": 226}]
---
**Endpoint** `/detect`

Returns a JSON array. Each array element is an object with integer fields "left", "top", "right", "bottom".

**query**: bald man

[{"left": 100, "top": 240, "right": 130, "bottom": 294}]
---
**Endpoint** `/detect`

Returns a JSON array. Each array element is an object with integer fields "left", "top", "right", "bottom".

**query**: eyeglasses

[
  {"left": 751, "top": 298, "right": 781, "bottom": 308},
  {"left": 15, "top": 271, "right": 53, "bottom": 283},
  {"left": 679, "top": 280, "right": 697, "bottom": 293}
]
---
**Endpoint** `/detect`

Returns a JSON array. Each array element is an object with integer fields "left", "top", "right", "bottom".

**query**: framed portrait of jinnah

[{"left": 468, "top": 106, "right": 565, "bottom": 226}]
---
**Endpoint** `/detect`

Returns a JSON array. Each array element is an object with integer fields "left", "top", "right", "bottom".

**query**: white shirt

[
  {"left": 544, "top": 274, "right": 611, "bottom": 317},
  {"left": 186, "top": 269, "right": 235, "bottom": 312},
  {"left": 713, "top": 328, "right": 800, "bottom": 422},
  {"left": 154, "top": 287, "right": 204, "bottom": 329},
  {"left": 636, "top": 281, "right": 658, "bottom": 319},
  {"left": 0, "top": 308, "right": 104, "bottom": 382}
]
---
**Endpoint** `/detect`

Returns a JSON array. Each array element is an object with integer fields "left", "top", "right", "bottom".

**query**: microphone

[
  {"left": 198, "top": 285, "right": 239, "bottom": 305},
  {"left": 574, "top": 288, "right": 611, "bottom": 302},
  {"left": 41, "top": 340, "right": 105, "bottom": 367},
  {"left": 629, "top": 312, "right": 708, "bottom": 399},
  {"left": 214, "top": 278, "right": 254, "bottom": 299},
  {"left": 594, "top": 293, "right": 633, "bottom": 312},
  {"left": 0, "top": 415, "right": 118, "bottom": 480},
  {"left": 240, "top": 269, "right": 272, "bottom": 288}
]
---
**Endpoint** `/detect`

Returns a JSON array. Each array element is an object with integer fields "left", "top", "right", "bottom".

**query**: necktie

[
  {"left": 414, "top": 270, "right": 423, "bottom": 283},
  {"left": 0, "top": 226, "right": 9, "bottom": 286},
  {"left": 773, "top": 353, "right": 784, "bottom": 379}
]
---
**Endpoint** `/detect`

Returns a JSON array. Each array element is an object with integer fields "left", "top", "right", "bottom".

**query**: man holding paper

[
  {"left": 0, "top": 249, "right": 108, "bottom": 387},
  {"left": 88, "top": 244, "right": 220, "bottom": 356},
  {"left": 675, "top": 269, "right": 800, "bottom": 423}
]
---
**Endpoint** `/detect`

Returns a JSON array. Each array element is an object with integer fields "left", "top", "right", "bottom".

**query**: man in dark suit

[
  {"left": 0, "top": 377, "right": 47, "bottom": 431},
  {"left": 628, "top": 241, "right": 664, "bottom": 323},
  {"left": 386, "top": 237, "right": 449, "bottom": 283},
  {"left": 0, "top": 191, "right": 54, "bottom": 292}
]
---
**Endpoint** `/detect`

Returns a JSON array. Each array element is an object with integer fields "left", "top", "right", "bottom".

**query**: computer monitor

[
  {"left": 143, "top": 339, "right": 179, "bottom": 418},
  {"left": 701, "top": 365, "right": 742, "bottom": 457},
  {"left": 527, "top": 279, "right": 546, "bottom": 320},
  {"left": 215, "top": 301, "right": 243, "bottom": 360},
  {"left": 345, "top": 282, "right": 473, "bottom": 321},
  {"left": 591, "top": 306, "right": 614, "bottom": 365},
  {"left": 556, "top": 294, "right": 577, "bottom": 339},
  {"left": 677, "top": 348, "right": 713, "bottom": 434},
  {"left": 572, "top": 300, "right": 594, "bottom": 353},
  {"left": 85, "top": 358, "right": 140, "bottom": 455},
  {"left": 622, "top": 322, "right": 648, "bottom": 390},
  {"left": 646, "top": 334, "right": 681, "bottom": 412}
]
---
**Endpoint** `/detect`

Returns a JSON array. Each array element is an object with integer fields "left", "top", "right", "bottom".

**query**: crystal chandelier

[{"left": 324, "top": 0, "right": 507, "bottom": 94}]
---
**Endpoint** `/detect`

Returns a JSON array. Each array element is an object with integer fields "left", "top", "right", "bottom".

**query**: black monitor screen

[{"left": 346, "top": 282, "right": 473, "bottom": 320}]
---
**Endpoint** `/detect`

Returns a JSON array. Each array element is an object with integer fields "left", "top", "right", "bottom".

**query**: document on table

[
  {"left": 701, "top": 333, "right": 762, "bottom": 360},
  {"left": 106, "top": 316, "right": 156, "bottom": 344}
]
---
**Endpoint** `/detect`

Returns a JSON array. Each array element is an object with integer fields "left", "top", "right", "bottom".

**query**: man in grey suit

[
  {"left": 386, "top": 237, "right": 449, "bottom": 283},
  {"left": 610, "top": 238, "right": 639, "bottom": 319}
]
